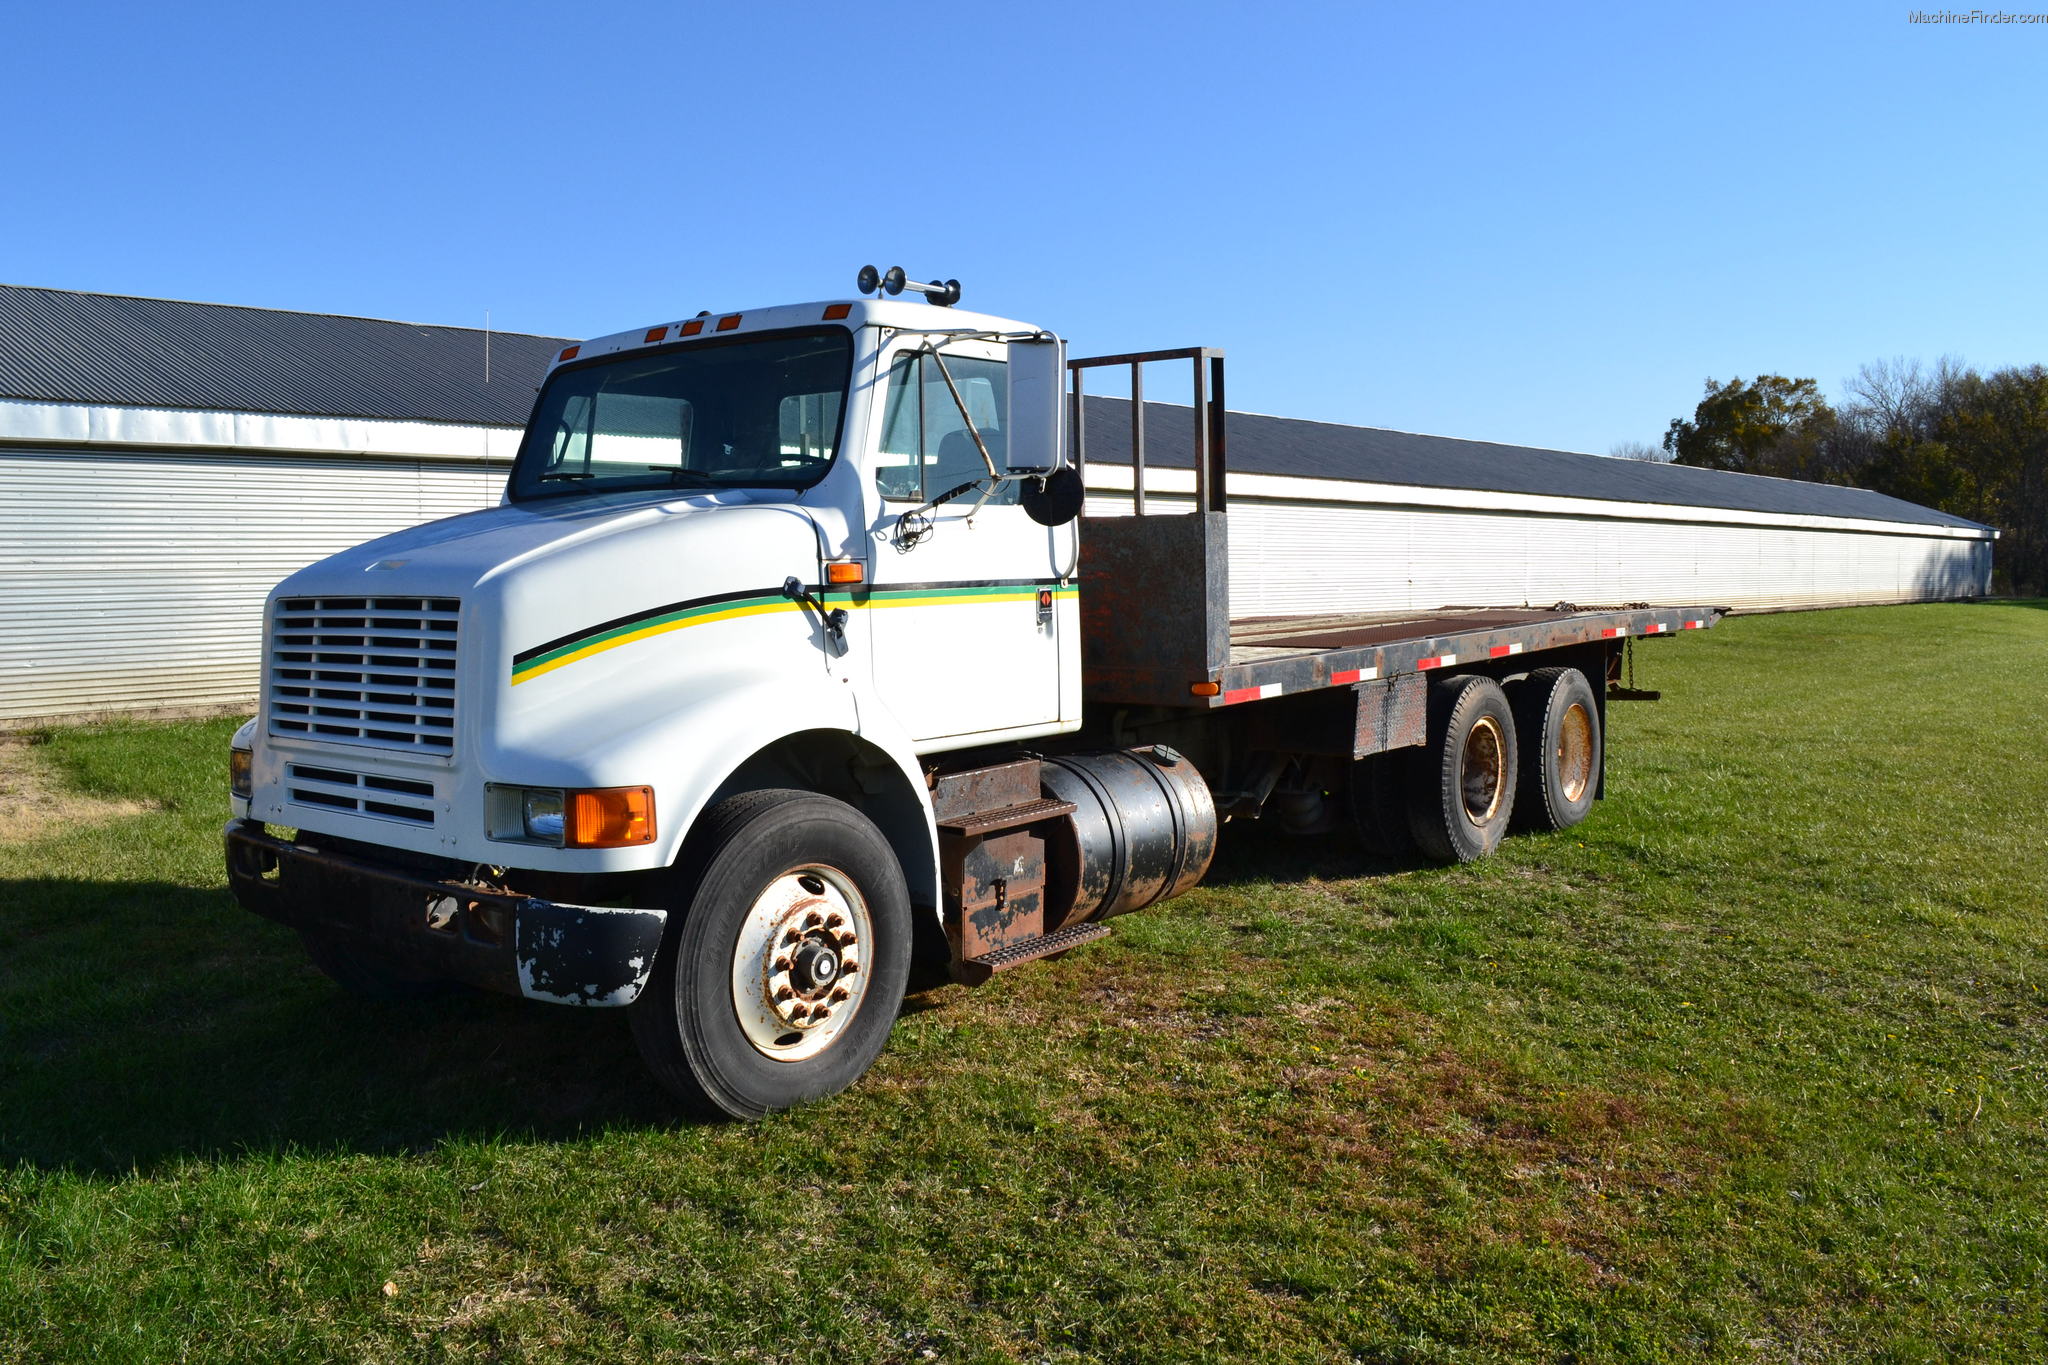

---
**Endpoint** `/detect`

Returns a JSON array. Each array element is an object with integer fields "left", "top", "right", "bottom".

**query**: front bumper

[{"left": 223, "top": 820, "right": 667, "bottom": 1006}]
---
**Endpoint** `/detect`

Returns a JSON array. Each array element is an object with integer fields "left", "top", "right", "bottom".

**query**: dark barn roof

[
  {"left": 1080, "top": 396, "right": 1989, "bottom": 531},
  {"left": 0, "top": 284, "right": 1983, "bottom": 532},
  {"left": 0, "top": 284, "right": 569, "bottom": 427}
]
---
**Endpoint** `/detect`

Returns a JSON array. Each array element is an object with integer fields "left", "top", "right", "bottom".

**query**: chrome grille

[
  {"left": 267, "top": 596, "right": 460, "bottom": 753},
  {"left": 285, "top": 762, "right": 438, "bottom": 825}
]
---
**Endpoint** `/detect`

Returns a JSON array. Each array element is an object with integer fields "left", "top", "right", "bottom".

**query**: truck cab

[{"left": 227, "top": 288, "right": 1110, "bottom": 1117}]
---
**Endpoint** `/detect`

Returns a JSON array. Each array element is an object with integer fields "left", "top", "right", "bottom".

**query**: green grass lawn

[{"left": 3, "top": 602, "right": 2045, "bottom": 1363}]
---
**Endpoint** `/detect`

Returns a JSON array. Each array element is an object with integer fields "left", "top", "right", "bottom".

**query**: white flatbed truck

[{"left": 225, "top": 268, "right": 1720, "bottom": 1118}]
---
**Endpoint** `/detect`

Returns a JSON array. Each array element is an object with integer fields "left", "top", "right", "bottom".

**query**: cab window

[{"left": 875, "top": 351, "right": 1017, "bottom": 505}]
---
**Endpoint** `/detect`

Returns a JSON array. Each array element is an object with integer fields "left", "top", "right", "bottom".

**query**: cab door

[{"left": 862, "top": 337, "right": 1070, "bottom": 747}]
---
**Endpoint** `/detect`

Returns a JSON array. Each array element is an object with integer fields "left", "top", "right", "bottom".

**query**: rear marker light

[
  {"left": 1189, "top": 681, "right": 1221, "bottom": 697},
  {"left": 558, "top": 345, "right": 580, "bottom": 361},
  {"left": 716, "top": 314, "right": 742, "bottom": 331},
  {"left": 644, "top": 326, "right": 669, "bottom": 343},
  {"left": 680, "top": 319, "right": 704, "bottom": 336}
]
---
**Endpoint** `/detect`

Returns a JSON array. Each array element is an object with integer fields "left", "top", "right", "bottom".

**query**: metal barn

[
  {"left": 0, "top": 286, "right": 565, "bottom": 723},
  {"left": 1075, "top": 396, "right": 1994, "bottom": 616},
  {"left": 0, "top": 285, "right": 1996, "bottom": 723}
]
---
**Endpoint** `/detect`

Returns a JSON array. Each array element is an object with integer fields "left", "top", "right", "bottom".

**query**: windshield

[{"left": 508, "top": 328, "right": 853, "bottom": 501}]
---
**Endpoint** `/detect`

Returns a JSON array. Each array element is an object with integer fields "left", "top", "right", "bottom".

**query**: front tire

[{"left": 630, "top": 790, "right": 913, "bottom": 1120}]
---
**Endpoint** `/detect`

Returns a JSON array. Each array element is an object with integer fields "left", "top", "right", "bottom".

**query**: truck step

[
  {"left": 936, "top": 796, "right": 1076, "bottom": 839},
  {"left": 962, "top": 922, "right": 1111, "bottom": 980}
]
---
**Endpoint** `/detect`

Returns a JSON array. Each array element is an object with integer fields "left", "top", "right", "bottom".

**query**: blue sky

[{"left": 3, "top": 0, "right": 2042, "bottom": 455}]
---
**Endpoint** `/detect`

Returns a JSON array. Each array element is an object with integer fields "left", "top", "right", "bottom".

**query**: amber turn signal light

[
  {"left": 1189, "top": 681, "right": 1222, "bottom": 697},
  {"left": 565, "top": 786, "right": 656, "bottom": 848},
  {"left": 824, "top": 560, "right": 865, "bottom": 585}
]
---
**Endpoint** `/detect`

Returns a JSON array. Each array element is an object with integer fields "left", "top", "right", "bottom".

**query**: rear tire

[
  {"left": 1406, "top": 674, "right": 1518, "bottom": 863},
  {"left": 1511, "top": 667, "right": 1601, "bottom": 832},
  {"left": 630, "top": 789, "right": 913, "bottom": 1120}
]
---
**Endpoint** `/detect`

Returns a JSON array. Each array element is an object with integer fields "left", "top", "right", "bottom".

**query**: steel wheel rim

[
  {"left": 730, "top": 863, "right": 872, "bottom": 1062},
  {"left": 1557, "top": 702, "right": 1593, "bottom": 803},
  {"left": 1461, "top": 715, "right": 1506, "bottom": 824}
]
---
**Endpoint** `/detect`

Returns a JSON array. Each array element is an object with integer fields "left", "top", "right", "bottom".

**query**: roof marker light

[
  {"left": 716, "top": 314, "right": 742, "bottom": 332},
  {"left": 558, "top": 345, "right": 580, "bottom": 361},
  {"left": 680, "top": 319, "right": 704, "bottom": 336},
  {"left": 823, "top": 303, "right": 852, "bottom": 320},
  {"left": 644, "top": 326, "right": 669, "bottom": 343}
]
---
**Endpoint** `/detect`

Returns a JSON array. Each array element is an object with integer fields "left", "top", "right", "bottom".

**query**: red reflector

[
  {"left": 1037, "top": 589, "right": 1053, "bottom": 608},
  {"left": 644, "top": 326, "right": 668, "bottom": 343},
  {"left": 557, "top": 345, "right": 580, "bottom": 361},
  {"left": 716, "top": 314, "right": 742, "bottom": 331},
  {"left": 680, "top": 319, "right": 704, "bottom": 336},
  {"left": 823, "top": 303, "right": 852, "bottom": 320}
]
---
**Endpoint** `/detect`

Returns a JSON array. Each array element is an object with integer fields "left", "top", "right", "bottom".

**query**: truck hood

[{"left": 273, "top": 488, "right": 821, "bottom": 600}]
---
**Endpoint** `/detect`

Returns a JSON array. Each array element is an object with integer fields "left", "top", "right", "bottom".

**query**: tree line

[{"left": 1616, "top": 361, "right": 2048, "bottom": 595}]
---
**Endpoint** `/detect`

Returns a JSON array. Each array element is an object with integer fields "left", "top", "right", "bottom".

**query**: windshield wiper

[
  {"left": 647, "top": 467, "right": 722, "bottom": 487},
  {"left": 538, "top": 470, "right": 595, "bottom": 482}
]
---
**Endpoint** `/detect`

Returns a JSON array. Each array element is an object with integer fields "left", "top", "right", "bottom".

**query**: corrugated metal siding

[
  {"left": 1082, "top": 493, "right": 1991, "bottom": 616},
  {"left": 0, "top": 446, "right": 504, "bottom": 721}
]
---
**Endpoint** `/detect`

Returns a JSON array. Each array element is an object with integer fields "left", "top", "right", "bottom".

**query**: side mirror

[{"left": 1005, "top": 337, "right": 1066, "bottom": 474}]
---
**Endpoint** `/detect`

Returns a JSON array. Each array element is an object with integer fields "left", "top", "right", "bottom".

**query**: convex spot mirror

[{"left": 1021, "top": 467, "right": 1084, "bottom": 526}]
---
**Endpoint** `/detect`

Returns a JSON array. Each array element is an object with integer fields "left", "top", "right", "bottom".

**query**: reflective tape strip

[
  {"left": 1223, "top": 682, "right": 1283, "bottom": 705},
  {"left": 1330, "top": 666, "right": 1380, "bottom": 685},
  {"left": 1645, "top": 622, "right": 1670, "bottom": 634},
  {"left": 1683, "top": 619, "right": 1704, "bottom": 630},
  {"left": 1417, "top": 654, "right": 1455, "bottom": 670},
  {"left": 1488, "top": 643, "right": 1525, "bottom": 658},
  {"left": 1601, "top": 627, "right": 1629, "bottom": 638}
]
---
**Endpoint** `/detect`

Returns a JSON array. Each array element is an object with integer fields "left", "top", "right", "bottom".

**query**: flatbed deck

[{"left": 1206, "top": 604, "right": 1723, "bottom": 707}]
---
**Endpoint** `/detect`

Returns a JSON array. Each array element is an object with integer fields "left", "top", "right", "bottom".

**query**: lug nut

[
  {"left": 803, "top": 911, "right": 823, "bottom": 928},
  {"left": 775, "top": 985, "right": 794, "bottom": 1001},
  {"left": 829, "top": 986, "right": 850, "bottom": 1002},
  {"left": 825, "top": 913, "right": 844, "bottom": 928},
  {"left": 788, "top": 1003, "right": 808, "bottom": 1019},
  {"left": 812, "top": 1007, "right": 830, "bottom": 1022},
  {"left": 783, "top": 929, "right": 801, "bottom": 945},
  {"left": 773, "top": 956, "right": 793, "bottom": 972},
  {"left": 839, "top": 957, "right": 858, "bottom": 976},
  {"left": 835, "top": 931, "right": 857, "bottom": 948}
]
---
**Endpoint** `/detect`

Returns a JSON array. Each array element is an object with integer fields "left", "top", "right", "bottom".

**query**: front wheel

[{"left": 630, "top": 789, "right": 913, "bottom": 1120}]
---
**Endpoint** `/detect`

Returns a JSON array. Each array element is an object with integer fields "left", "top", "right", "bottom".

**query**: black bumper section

[{"left": 224, "top": 820, "right": 667, "bottom": 1007}]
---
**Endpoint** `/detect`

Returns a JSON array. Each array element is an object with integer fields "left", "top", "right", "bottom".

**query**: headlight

[
  {"left": 487, "top": 785, "right": 656, "bottom": 848},
  {"left": 522, "top": 789, "right": 566, "bottom": 842}
]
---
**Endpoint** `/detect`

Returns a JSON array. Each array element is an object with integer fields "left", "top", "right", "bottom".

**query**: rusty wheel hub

[{"left": 730, "top": 865, "right": 870, "bottom": 1062}]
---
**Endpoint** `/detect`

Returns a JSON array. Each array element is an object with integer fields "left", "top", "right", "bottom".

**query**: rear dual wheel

[
  {"left": 1512, "top": 667, "right": 1601, "bottom": 832},
  {"left": 630, "top": 789, "right": 912, "bottom": 1120},
  {"left": 1406, "top": 674, "right": 1519, "bottom": 863}
]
